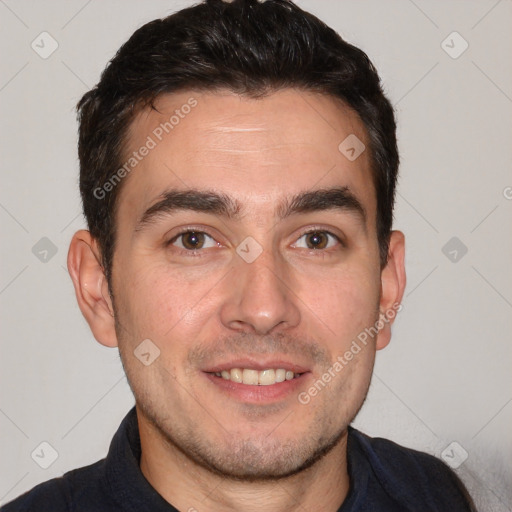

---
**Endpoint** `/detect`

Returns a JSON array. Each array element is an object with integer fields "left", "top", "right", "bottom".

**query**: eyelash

[
  {"left": 166, "top": 227, "right": 344, "bottom": 256},
  {"left": 297, "top": 228, "right": 344, "bottom": 249},
  {"left": 166, "top": 228, "right": 218, "bottom": 257}
]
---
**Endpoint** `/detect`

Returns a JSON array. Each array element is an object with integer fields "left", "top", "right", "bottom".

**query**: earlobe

[
  {"left": 67, "top": 230, "right": 118, "bottom": 348},
  {"left": 376, "top": 230, "right": 406, "bottom": 350}
]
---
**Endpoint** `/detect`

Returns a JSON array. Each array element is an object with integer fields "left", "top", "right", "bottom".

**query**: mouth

[
  {"left": 202, "top": 359, "right": 311, "bottom": 403},
  {"left": 209, "top": 368, "right": 304, "bottom": 386}
]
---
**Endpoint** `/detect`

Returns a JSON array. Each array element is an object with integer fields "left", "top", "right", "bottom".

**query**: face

[{"left": 74, "top": 89, "right": 404, "bottom": 480}]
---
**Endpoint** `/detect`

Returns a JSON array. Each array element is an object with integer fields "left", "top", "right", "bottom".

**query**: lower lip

[{"left": 203, "top": 372, "right": 311, "bottom": 403}]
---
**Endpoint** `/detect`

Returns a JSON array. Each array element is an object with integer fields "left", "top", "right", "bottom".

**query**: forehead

[{"left": 119, "top": 89, "right": 375, "bottom": 222}]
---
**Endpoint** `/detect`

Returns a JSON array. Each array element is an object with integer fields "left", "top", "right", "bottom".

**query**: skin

[{"left": 68, "top": 89, "right": 406, "bottom": 512}]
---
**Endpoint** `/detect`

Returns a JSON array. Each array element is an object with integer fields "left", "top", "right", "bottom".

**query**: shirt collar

[
  {"left": 105, "top": 406, "right": 179, "bottom": 511},
  {"left": 103, "top": 406, "right": 365, "bottom": 511}
]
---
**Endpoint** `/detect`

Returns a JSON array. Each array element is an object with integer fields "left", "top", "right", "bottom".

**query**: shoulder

[
  {"left": 348, "top": 428, "right": 476, "bottom": 511},
  {"left": 1, "top": 459, "right": 111, "bottom": 512}
]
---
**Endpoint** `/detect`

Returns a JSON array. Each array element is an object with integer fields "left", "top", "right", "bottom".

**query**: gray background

[{"left": 1, "top": 0, "right": 511, "bottom": 509}]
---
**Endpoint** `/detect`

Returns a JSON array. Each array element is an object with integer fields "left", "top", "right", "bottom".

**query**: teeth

[
  {"left": 243, "top": 369, "right": 259, "bottom": 385},
  {"left": 230, "top": 368, "right": 243, "bottom": 383},
  {"left": 275, "top": 369, "right": 286, "bottom": 383},
  {"left": 258, "top": 369, "right": 275, "bottom": 386},
  {"left": 216, "top": 368, "right": 301, "bottom": 385}
]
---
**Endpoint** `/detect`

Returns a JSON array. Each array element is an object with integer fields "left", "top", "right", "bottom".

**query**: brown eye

[
  {"left": 169, "top": 231, "right": 217, "bottom": 251},
  {"left": 181, "top": 231, "right": 205, "bottom": 249},
  {"left": 293, "top": 230, "right": 341, "bottom": 251},
  {"left": 305, "top": 232, "right": 329, "bottom": 249}
]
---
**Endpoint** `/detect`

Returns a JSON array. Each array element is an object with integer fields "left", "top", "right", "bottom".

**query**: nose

[{"left": 219, "top": 248, "right": 301, "bottom": 335}]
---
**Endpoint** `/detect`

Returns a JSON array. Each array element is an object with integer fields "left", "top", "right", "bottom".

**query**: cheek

[
  {"left": 114, "top": 258, "right": 219, "bottom": 343},
  {"left": 297, "top": 265, "right": 380, "bottom": 343}
]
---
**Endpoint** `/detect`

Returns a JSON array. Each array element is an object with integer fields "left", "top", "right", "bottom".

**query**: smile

[{"left": 211, "top": 368, "right": 303, "bottom": 386}]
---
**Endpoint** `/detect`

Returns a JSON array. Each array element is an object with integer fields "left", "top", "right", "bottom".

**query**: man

[{"left": 3, "top": 0, "right": 476, "bottom": 510}]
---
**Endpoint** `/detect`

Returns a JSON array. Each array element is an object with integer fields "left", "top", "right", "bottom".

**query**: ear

[
  {"left": 376, "top": 230, "right": 406, "bottom": 350},
  {"left": 67, "top": 230, "right": 118, "bottom": 347}
]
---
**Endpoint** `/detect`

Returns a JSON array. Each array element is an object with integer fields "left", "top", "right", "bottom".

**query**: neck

[{"left": 138, "top": 410, "right": 350, "bottom": 512}]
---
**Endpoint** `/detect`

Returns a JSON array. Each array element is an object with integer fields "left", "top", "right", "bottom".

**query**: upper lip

[{"left": 203, "top": 358, "right": 310, "bottom": 374}]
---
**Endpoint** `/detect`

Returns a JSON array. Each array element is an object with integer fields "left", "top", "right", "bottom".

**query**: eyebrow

[
  {"left": 135, "top": 186, "right": 367, "bottom": 232},
  {"left": 278, "top": 186, "right": 366, "bottom": 224}
]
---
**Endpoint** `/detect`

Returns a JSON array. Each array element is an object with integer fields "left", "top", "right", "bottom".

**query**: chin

[{"left": 147, "top": 406, "right": 348, "bottom": 482}]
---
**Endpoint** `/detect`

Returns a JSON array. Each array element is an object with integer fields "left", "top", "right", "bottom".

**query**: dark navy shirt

[{"left": 2, "top": 407, "right": 476, "bottom": 511}]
